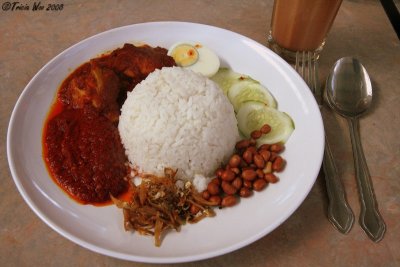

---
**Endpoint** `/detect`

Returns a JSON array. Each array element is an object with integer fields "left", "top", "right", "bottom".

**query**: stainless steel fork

[{"left": 295, "top": 51, "right": 355, "bottom": 234}]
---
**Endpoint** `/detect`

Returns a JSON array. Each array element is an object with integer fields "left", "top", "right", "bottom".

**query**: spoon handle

[
  {"left": 348, "top": 117, "right": 386, "bottom": 242},
  {"left": 323, "top": 134, "right": 354, "bottom": 234}
]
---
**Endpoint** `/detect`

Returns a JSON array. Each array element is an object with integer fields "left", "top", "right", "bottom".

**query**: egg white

[{"left": 168, "top": 42, "right": 220, "bottom": 77}]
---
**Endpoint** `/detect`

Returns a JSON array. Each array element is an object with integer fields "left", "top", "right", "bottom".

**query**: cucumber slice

[
  {"left": 211, "top": 68, "right": 250, "bottom": 95},
  {"left": 237, "top": 101, "right": 294, "bottom": 144},
  {"left": 228, "top": 80, "right": 277, "bottom": 112}
]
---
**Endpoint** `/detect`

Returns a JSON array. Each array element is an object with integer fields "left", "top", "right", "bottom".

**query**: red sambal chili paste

[
  {"left": 44, "top": 105, "right": 128, "bottom": 203},
  {"left": 42, "top": 43, "right": 175, "bottom": 205}
]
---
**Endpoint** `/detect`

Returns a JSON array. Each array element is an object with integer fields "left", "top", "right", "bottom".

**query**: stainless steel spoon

[{"left": 326, "top": 57, "right": 386, "bottom": 242}]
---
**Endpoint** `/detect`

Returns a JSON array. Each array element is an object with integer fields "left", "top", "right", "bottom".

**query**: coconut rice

[{"left": 118, "top": 67, "right": 239, "bottom": 188}]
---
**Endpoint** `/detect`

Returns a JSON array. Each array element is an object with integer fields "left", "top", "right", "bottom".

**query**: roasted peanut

[
  {"left": 207, "top": 182, "right": 220, "bottom": 195},
  {"left": 221, "top": 181, "right": 237, "bottom": 195},
  {"left": 270, "top": 143, "right": 284, "bottom": 153},
  {"left": 241, "top": 166, "right": 254, "bottom": 172},
  {"left": 215, "top": 168, "right": 224, "bottom": 178},
  {"left": 256, "top": 169, "right": 264, "bottom": 178},
  {"left": 221, "top": 195, "right": 237, "bottom": 207},
  {"left": 240, "top": 160, "right": 248, "bottom": 168},
  {"left": 264, "top": 173, "right": 279, "bottom": 183},
  {"left": 209, "top": 195, "right": 222, "bottom": 206},
  {"left": 260, "top": 124, "right": 272, "bottom": 134},
  {"left": 231, "top": 167, "right": 240, "bottom": 175},
  {"left": 235, "top": 139, "right": 251, "bottom": 150},
  {"left": 242, "top": 149, "right": 253, "bottom": 164},
  {"left": 242, "top": 169, "right": 257, "bottom": 181},
  {"left": 221, "top": 169, "right": 235, "bottom": 182},
  {"left": 210, "top": 177, "right": 221, "bottom": 185},
  {"left": 253, "top": 178, "right": 267, "bottom": 191},
  {"left": 246, "top": 146, "right": 257, "bottom": 154},
  {"left": 253, "top": 154, "right": 265, "bottom": 169},
  {"left": 249, "top": 139, "right": 257, "bottom": 146},
  {"left": 243, "top": 180, "right": 253, "bottom": 189},
  {"left": 272, "top": 156, "right": 285, "bottom": 172},
  {"left": 229, "top": 154, "right": 241, "bottom": 168},
  {"left": 239, "top": 187, "right": 252, "bottom": 198},
  {"left": 269, "top": 152, "right": 278, "bottom": 162},
  {"left": 251, "top": 130, "right": 262, "bottom": 139},
  {"left": 202, "top": 190, "right": 210, "bottom": 200},
  {"left": 232, "top": 177, "right": 243, "bottom": 189},
  {"left": 258, "top": 143, "right": 271, "bottom": 151},
  {"left": 259, "top": 150, "right": 271, "bottom": 162}
]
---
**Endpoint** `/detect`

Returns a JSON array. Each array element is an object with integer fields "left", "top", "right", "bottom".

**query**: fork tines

[{"left": 295, "top": 51, "right": 321, "bottom": 105}]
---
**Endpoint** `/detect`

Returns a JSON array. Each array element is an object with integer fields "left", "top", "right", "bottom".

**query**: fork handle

[{"left": 323, "top": 134, "right": 355, "bottom": 234}]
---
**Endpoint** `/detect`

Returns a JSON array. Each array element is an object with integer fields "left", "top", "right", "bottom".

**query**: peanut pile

[{"left": 200, "top": 124, "right": 286, "bottom": 208}]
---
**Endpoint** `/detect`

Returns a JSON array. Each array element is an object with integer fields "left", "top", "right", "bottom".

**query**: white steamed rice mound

[{"left": 118, "top": 66, "right": 239, "bottom": 185}]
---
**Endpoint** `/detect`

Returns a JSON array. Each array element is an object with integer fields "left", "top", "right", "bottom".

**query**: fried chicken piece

[
  {"left": 58, "top": 44, "right": 176, "bottom": 121},
  {"left": 95, "top": 43, "right": 176, "bottom": 92},
  {"left": 58, "top": 61, "right": 120, "bottom": 122}
]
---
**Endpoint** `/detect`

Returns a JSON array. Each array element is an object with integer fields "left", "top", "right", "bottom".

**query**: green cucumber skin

[
  {"left": 228, "top": 81, "right": 276, "bottom": 112},
  {"left": 237, "top": 101, "right": 294, "bottom": 144},
  {"left": 211, "top": 68, "right": 294, "bottom": 144}
]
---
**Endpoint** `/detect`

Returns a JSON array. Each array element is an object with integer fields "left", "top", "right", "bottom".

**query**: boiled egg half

[{"left": 168, "top": 42, "right": 220, "bottom": 77}]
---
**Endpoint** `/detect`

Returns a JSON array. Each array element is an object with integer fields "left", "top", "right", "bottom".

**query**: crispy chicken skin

[{"left": 58, "top": 44, "right": 176, "bottom": 121}]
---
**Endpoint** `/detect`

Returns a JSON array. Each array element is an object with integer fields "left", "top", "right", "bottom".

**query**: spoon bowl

[
  {"left": 326, "top": 57, "right": 372, "bottom": 117},
  {"left": 326, "top": 57, "right": 386, "bottom": 242}
]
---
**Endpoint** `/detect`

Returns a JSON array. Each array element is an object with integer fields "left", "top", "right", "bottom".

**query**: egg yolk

[{"left": 169, "top": 44, "right": 199, "bottom": 67}]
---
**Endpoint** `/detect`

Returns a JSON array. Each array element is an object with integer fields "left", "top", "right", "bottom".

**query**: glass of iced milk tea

[{"left": 268, "top": 0, "right": 342, "bottom": 62}]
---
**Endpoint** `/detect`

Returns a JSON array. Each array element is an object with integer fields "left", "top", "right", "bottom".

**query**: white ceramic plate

[{"left": 7, "top": 22, "right": 324, "bottom": 263}]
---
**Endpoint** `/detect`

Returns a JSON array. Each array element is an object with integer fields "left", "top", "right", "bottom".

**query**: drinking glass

[{"left": 268, "top": 0, "right": 342, "bottom": 62}]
